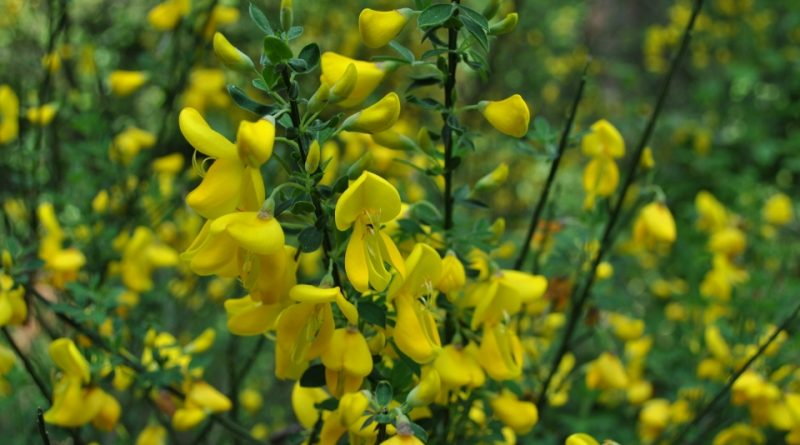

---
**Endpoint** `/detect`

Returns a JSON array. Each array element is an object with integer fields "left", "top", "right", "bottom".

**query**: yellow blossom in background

[
  {"left": 26, "top": 103, "right": 57, "bottom": 126},
  {"left": 480, "top": 94, "right": 531, "bottom": 138},
  {"left": 359, "top": 8, "right": 412, "bottom": 48},
  {"left": 0, "top": 85, "right": 20, "bottom": 143},
  {"left": 109, "top": 70, "right": 148, "bottom": 96}
]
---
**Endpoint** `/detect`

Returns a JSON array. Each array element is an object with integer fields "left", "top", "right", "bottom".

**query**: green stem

[
  {"left": 536, "top": 0, "right": 705, "bottom": 411},
  {"left": 513, "top": 62, "right": 589, "bottom": 270},
  {"left": 442, "top": 0, "right": 461, "bottom": 237},
  {"left": 37, "top": 408, "right": 51, "bottom": 445}
]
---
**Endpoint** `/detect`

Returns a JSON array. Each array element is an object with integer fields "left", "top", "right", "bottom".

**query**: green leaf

[
  {"left": 286, "top": 26, "right": 304, "bottom": 40},
  {"left": 315, "top": 398, "right": 339, "bottom": 411},
  {"left": 249, "top": 3, "right": 274, "bottom": 35},
  {"left": 389, "top": 41, "right": 415, "bottom": 63},
  {"left": 263, "top": 36, "right": 293, "bottom": 64},
  {"left": 418, "top": 3, "right": 454, "bottom": 28},
  {"left": 458, "top": 5, "right": 489, "bottom": 30},
  {"left": 288, "top": 58, "right": 308, "bottom": 72},
  {"left": 300, "top": 364, "right": 326, "bottom": 387},
  {"left": 409, "top": 201, "right": 442, "bottom": 225},
  {"left": 298, "top": 226, "right": 324, "bottom": 252},
  {"left": 359, "top": 301, "right": 386, "bottom": 327},
  {"left": 298, "top": 43, "right": 321, "bottom": 70},
  {"left": 409, "top": 422, "right": 429, "bottom": 442},
  {"left": 227, "top": 85, "right": 275, "bottom": 116},
  {"left": 375, "top": 381, "right": 393, "bottom": 407},
  {"left": 461, "top": 15, "right": 489, "bottom": 51}
]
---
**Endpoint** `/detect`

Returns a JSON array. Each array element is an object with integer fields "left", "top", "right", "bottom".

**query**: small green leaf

[
  {"left": 262, "top": 64, "right": 281, "bottom": 89},
  {"left": 227, "top": 85, "right": 275, "bottom": 116},
  {"left": 458, "top": 5, "right": 489, "bottom": 30},
  {"left": 409, "top": 422, "right": 429, "bottom": 442},
  {"left": 300, "top": 364, "right": 326, "bottom": 387},
  {"left": 298, "top": 43, "right": 321, "bottom": 70},
  {"left": 249, "top": 3, "right": 274, "bottom": 35},
  {"left": 288, "top": 58, "right": 309, "bottom": 72},
  {"left": 298, "top": 226, "right": 324, "bottom": 252},
  {"left": 389, "top": 41, "right": 415, "bottom": 62},
  {"left": 418, "top": 3, "right": 454, "bottom": 28},
  {"left": 375, "top": 381, "right": 393, "bottom": 407},
  {"left": 315, "top": 398, "right": 339, "bottom": 411},
  {"left": 461, "top": 15, "right": 489, "bottom": 51},
  {"left": 286, "top": 26, "right": 304, "bottom": 40},
  {"left": 263, "top": 36, "right": 293, "bottom": 64}
]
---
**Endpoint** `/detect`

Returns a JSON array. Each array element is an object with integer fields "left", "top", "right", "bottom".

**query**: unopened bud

[
  {"left": 329, "top": 63, "right": 357, "bottom": 104},
  {"left": 489, "top": 12, "right": 519, "bottom": 36},
  {"left": 280, "top": 0, "right": 293, "bottom": 30},
  {"left": 372, "top": 130, "right": 417, "bottom": 151},
  {"left": 305, "top": 140, "right": 321, "bottom": 173},
  {"left": 213, "top": 33, "right": 255, "bottom": 71},
  {"left": 473, "top": 162, "right": 509, "bottom": 193}
]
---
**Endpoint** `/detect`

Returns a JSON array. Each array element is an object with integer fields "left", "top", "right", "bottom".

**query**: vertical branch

[
  {"left": 536, "top": 0, "right": 705, "bottom": 410},
  {"left": 442, "top": 0, "right": 461, "bottom": 236},
  {"left": 513, "top": 62, "right": 589, "bottom": 270},
  {"left": 2, "top": 328, "right": 51, "bottom": 404},
  {"left": 37, "top": 408, "right": 52, "bottom": 445}
]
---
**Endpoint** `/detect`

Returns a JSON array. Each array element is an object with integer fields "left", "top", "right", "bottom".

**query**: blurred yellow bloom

[
  {"left": 359, "top": 8, "right": 411, "bottom": 48},
  {"left": 633, "top": 202, "right": 677, "bottom": 245},
  {"left": 490, "top": 390, "right": 539, "bottom": 434},
  {"left": 239, "top": 388, "right": 263, "bottom": 414},
  {"left": 406, "top": 367, "right": 441, "bottom": 407},
  {"left": 582, "top": 119, "right": 625, "bottom": 158},
  {"left": 0, "top": 85, "right": 19, "bottom": 144},
  {"left": 763, "top": 193, "right": 793, "bottom": 226},
  {"left": 586, "top": 352, "right": 628, "bottom": 390},
  {"left": 695, "top": 191, "right": 729, "bottom": 232},
  {"left": 26, "top": 103, "right": 57, "bottom": 126},
  {"left": 479, "top": 323, "right": 524, "bottom": 381},
  {"left": 173, "top": 381, "right": 232, "bottom": 430},
  {"left": 135, "top": 424, "right": 167, "bottom": 445},
  {"left": 110, "top": 127, "right": 156, "bottom": 165},
  {"left": 436, "top": 251, "right": 466, "bottom": 295},
  {"left": 565, "top": 433, "right": 600, "bottom": 445},
  {"left": 108, "top": 70, "right": 148, "bottom": 96},
  {"left": 148, "top": 0, "right": 190, "bottom": 31},
  {"left": 434, "top": 343, "right": 485, "bottom": 388},
  {"left": 480, "top": 94, "right": 531, "bottom": 138}
]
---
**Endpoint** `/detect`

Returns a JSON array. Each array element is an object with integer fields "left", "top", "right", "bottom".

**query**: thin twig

[
  {"left": 1, "top": 328, "right": 51, "bottom": 404},
  {"left": 670, "top": 301, "right": 800, "bottom": 445},
  {"left": 513, "top": 62, "right": 589, "bottom": 270},
  {"left": 37, "top": 408, "right": 51, "bottom": 445},
  {"left": 536, "top": 0, "right": 705, "bottom": 410}
]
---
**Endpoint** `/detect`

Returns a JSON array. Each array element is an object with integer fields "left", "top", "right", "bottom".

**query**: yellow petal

[
  {"left": 481, "top": 94, "right": 530, "bottom": 138},
  {"left": 581, "top": 119, "right": 625, "bottom": 158},
  {"left": 49, "top": 338, "right": 91, "bottom": 383},
  {"left": 179, "top": 107, "right": 237, "bottom": 160},
  {"left": 225, "top": 296, "right": 283, "bottom": 335},
  {"left": 345, "top": 92, "right": 401, "bottom": 134},
  {"left": 290, "top": 284, "right": 340, "bottom": 303},
  {"left": 394, "top": 294, "right": 440, "bottom": 364},
  {"left": 237, "top": 118, "right": 275, "bottom": 167},
  {"left": 320, "top": 52, "right": 386, "bottom": 108},
  {"left": 335, "top": 171, "right": 401, "bottom": 230},
  {"left": 188, "top": 381, "right": 232, "bottom": 412},
  {"left": 359, "top": 9, "right": 410, "bottom": 49},
  {"left": 344, "top": 224, "right": 371, "bottom": 293},
  {"left": 108, "top": 70, "right": 148, "bottom": 97},
  {"left": 186, "top": 158, "right": 245, "bottom": 219},
  {"left": 388, "top": 243, "right": 441, "bottom": 300},
  {"left": 211, "top": 212, "right": 285, "bottom": 255}
]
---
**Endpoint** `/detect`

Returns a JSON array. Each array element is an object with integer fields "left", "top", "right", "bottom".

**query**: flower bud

[
  {"left": 763, "top": 193, "right": 793, "bottom": 226},
  {"left": 473, "top": 162, "right": 509, "bottom": 193},
  {"left": 490, "top": 391, "right": 539, "bottom": 434},
  {"left": 26, "top": 103, "right": 58, "bottom": 126},
  {"left": 489, "top": 12, "right": 518, "bottom": 36},
  {"left": 480, "top": 94, "right": 530, "bottom": 138},
  {"left": 640, "top": 202, "right": 677, "bottom": 243},
  {"left": 307, "top": 82, "right": 330, "bottom": 114},
  {"left": 482, "top": 0, "right": 501, "bottom": 19},
  {"left": 213, "top": 32, "right": 255, "bottom": 71},
  {"left": 342, "top": 92, "right": 401, "bottom": 134},
  {"left": 280, "top": 0, "right": 293, "bottom": 31},
  {"left": 305, "top": 140, "right": 321, "bottom": 173},
  {"left": 108, "top": 70, "right": 148, "bottom": 97},
  {"left": 236, "top": 117, "right": 275, "bottom": 167},
  {"left": 372, "top": 129, "right": 417, "bottom": 151},
  {"left": 358, "top": 8, "right": 412, "bottom": 49},
  {"left": 329, "top": 63, "right": 357, "bottom": 104}
]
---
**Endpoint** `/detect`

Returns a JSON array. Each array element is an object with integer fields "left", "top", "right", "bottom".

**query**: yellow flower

[
  {"left": 490, "top": 390, "right": 539, "bottom": 434},
  {"left": 479, "top": 323, "right": 524, "bottom": 381},
  {"left": 406, "top": 367, "right": 441, "bottom": 407},
  {"left": 585, "top": 352, "right": 628, "bottom": 390},
  {"left": 108, "top": 70, "right": 148, "bottom": 96},
  {"left": 179, "top": 108, "right": 274, "bottom": 218},
  {"left": 434, "top": 343, "right": 485, "bottom": 389},
  {"left": 708, "top": 226, "right": 746, "bottom": 256},
  {"left": 321, "top": 52, "right": 388, "bottom": 107},
  {"left": 695, "top": 191, "right": 729, "bottom": 232},
  {"left": 581, "top": 119, "right": 625, "bottom": 158},
  {"left": 110, "top": 127, "right": 156, "bottom": 164},
  {"left": 0, "top": 85, "right": 20, "bottom": 144},
  {"left": 468, "top": 270, "right": 547, "bottom": 329},
  {"left": 763, "top": 192, "right": 793, "bottom": 226},
  {"left": 0, "top": 273, "right": 26, "bottom": 327},
  {"left": 335, "top": 171, "right": 405, "bottom": 292},
  {"left": 582, "top": 157, "right": 619, "bottom": 207},
  {"left": 638, "top": 398, "right": 671, "bottom": 442},
  {"left": 213, "top": 32, "right": 254, "bottom": 71},
  {"left": 292, "top": 382, "right": 329, "bottom": 429},
  {"left": 321, "top": 327, "right": 373, "bottom": 398},
  {"left": 565, "top": 433, "right": 600, "bottom": 445},
  {"left": 135, "top": 424, "right": 167, "bottom": 445},
  {"left": 182, "top": 211, "right": 285, "bottom": 277},
  {"left": 148, "top": 0, "right": 190, "bottom": 31},
  {"left": 489, "top": 12, "right": 519, "bottom": 35},
  {"left": 436, "top": 251, "right": 466, "bottom": 295},
  {"left": 633, "top": 202, "right": 677, "bottom": 245},
  {"left": 474, "top": 162, "right": 509, "bottom": 193},
  {"left": 480, "top": 94, "right": 531, "bottom": 138},
  {"left": 173, "top": 381, "right": 232, "bottom": 430},
  {"left": 359, "top": 8, "right": 412, "bottom": 48},
  {"left": 239, "top": 388, "right": 263, "bottom": 414},
  {"left": 26, "top": 103, "right": 58, "bottom": 126},
  {"left": 343, "top": 92, "right": 402, "bottom": 134}
]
